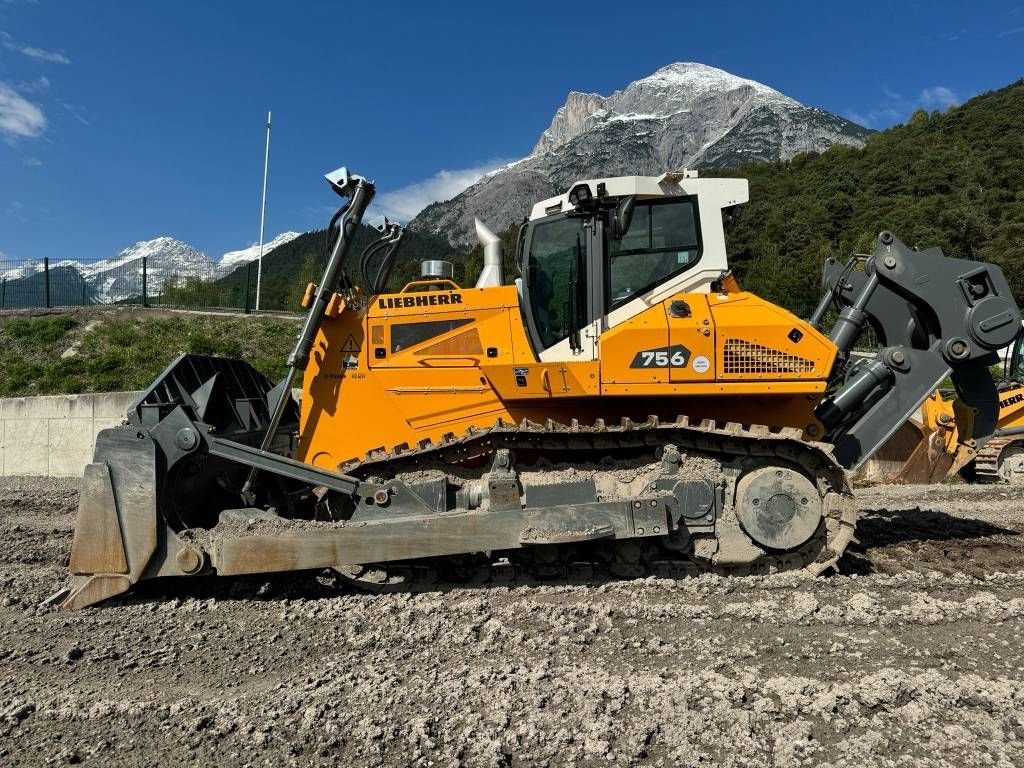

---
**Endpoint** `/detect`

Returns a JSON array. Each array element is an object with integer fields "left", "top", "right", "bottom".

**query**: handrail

[
  {"left": 414, "top": 356, "right": 482, "bottom": 367},
  {"left": 399, "top": 279, "right": 462, "bottom": 293}
]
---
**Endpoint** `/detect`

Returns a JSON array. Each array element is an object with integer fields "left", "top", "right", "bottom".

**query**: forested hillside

[
  {"left": 724, "top": 79, "right": 1024, "bottom": 315},
  {"left": 214, "top": 225, "right": 460, "bottom": 311}
]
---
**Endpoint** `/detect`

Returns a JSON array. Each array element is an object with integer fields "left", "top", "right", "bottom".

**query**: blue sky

[{"left": 0, "top": 0, "right": 1021, "bottom": 263}]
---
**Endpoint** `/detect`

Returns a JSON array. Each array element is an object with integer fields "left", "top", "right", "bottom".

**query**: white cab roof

[{"left": 529, "top": 172, "right": 749, "bottom": 220}]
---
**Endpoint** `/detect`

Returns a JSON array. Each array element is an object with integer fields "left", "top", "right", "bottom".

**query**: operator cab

[{"left": 516, "top": 172, "right": 748, "bottom": 362}]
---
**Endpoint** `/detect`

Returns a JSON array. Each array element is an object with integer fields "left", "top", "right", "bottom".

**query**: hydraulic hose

[{"left": 372, "top": 231, "right": 404, "bottom": 294}]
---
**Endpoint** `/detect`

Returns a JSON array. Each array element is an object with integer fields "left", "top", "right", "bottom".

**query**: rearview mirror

[{"left": 612, "top": 196, "right": 637, "bottom": 240}]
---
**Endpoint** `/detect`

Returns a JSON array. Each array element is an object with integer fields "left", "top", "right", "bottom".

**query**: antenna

[{"left": 254, "top": 110, "right": 272, "bottom": 312}]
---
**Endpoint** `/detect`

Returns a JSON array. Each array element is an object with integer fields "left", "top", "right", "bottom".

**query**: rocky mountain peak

[
  {"left": 410, "top": 62, "right": 871, "bottom": 248},
  {"left": 532, "top": 63, "right": 800, "bottom": 157},
  {"left": 532, "top": 91, "right": 608, "bottom": 155},
  {"left": 627, "top": 62, "right": 797, "bottom": 106},
  {"left": 112, "top": 236, "right": 208, "bottom": 266},
  {"left": 216, "top": 231, "right": 302, "bottom": 277}
]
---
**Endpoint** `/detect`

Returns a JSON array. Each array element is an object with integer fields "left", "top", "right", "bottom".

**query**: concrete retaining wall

[{"left": 0, "top": 391, "right": 141, "bottom": 477}]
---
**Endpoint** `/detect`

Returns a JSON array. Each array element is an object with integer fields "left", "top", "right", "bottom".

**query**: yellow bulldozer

[
  {"left": 858, "top": 333, "right": 1024, "bottom": 485},
  {"left": 51, "top": 167, "right": 1022, "bottom": 608}
]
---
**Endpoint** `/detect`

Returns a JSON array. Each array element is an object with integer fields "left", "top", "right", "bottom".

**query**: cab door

[{"left": 523, "top": 214, "right": 599, "bottom": 362}]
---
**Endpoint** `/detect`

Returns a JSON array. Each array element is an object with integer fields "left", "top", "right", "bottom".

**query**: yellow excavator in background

[
  {"left": 51, "top": 166, "right": 1022, "bottom": 609},
  {"left": 859, "top": 333, "right": 1024, "bottom": 484}
]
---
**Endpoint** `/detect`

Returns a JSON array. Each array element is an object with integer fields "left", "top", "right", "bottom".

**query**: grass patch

[
  {"left": 4, "top": 315, "right": 77, "bottom": 344},
  {"left": 0, "top": 310, "right": 298, "bottom": 397}
]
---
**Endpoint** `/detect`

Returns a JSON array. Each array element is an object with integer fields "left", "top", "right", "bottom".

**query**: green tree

[{"left": 289, "top": 254, "right": 321, "bottom": 309}]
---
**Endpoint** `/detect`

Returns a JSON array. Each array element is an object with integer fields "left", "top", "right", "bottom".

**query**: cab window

[
  {"left": 608, "top": 197, "right": 701, "bottom": 309},
  {"left": 526, "top": 216, "right": 585, "bottom": 349}
]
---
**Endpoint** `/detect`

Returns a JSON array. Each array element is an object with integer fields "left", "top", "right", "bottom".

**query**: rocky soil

[{"left": 2, "top": 477, "right": 1024, "bottom": 767}]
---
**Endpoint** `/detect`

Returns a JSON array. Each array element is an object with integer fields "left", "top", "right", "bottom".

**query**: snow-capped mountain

[
  {"left": 84, "top": 236, "right": 214, "bottom": 302},
  {"left": 410, "top": 62, "right": 871, "bottom": 246},
  {"left": 215, "top": 231, "right": 301, "bottom": 277},
  {"left": 0, "top": 260, "right": 43, "bottom": 281},
  {"left": 0, "top": 237, "right": 214, "bottom": 304},
  {"left": 1, "top": 232, "right": 304, "bottom": 305}
]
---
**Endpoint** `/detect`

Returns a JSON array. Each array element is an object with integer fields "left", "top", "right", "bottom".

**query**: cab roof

[{"left": 529, "top": 172, "right": 749, "bottom": 221}]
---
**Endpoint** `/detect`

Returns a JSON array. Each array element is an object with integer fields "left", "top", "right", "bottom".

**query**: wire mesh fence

[{"left": 0, "top": 256, "right": 262, "bottom": 312}]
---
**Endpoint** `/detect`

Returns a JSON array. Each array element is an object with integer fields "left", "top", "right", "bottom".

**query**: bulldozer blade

[
  {"left": 58, "top": 354, "right": 305, "bottom": 609},
  {"left": 68, "top": 462, "right": 129, "bottom": 576},
  {"left": 60, "top": 428, "right": 159, "bottom": 609},
  {"left": 854, "top": 419, "right": 953, "bottom": 485},
  {"left": 60, "top": 575, "right": 133, "bottom": 610}
]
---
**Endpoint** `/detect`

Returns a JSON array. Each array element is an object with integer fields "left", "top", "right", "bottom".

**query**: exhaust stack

[{"left": 474, "top": 218, "right": 503, "bottom": 288}]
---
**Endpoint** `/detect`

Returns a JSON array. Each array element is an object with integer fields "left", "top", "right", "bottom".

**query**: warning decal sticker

[{"left": 341, "top": 334, "right": 360, "bottom": 354}]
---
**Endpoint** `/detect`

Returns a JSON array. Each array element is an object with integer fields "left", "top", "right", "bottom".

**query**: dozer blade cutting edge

[{"left": 52, "top": 165, "right": 1021, "bottom": 608}]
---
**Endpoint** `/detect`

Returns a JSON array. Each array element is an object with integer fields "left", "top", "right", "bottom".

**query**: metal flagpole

[{"left": 255, "top": 110, "right": 272, "bottom": 312}]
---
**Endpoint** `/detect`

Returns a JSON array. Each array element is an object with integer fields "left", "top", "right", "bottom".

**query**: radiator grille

[{"left": 722, "top": 339, "right": 814, "bottom": 375}]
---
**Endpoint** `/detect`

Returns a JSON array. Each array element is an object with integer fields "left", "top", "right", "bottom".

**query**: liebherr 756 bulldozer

[{"left": 53, "top": 167, "right": 1022, "bottom": 609}]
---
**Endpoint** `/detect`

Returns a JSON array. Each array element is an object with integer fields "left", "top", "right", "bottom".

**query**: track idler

[{"left": 733, "top": 467, "right": 823, "bottom": 551}]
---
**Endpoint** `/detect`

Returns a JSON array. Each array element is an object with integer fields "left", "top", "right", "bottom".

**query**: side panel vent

[{"left": 722, "top": 338, "right": 815, "bottom": 376}]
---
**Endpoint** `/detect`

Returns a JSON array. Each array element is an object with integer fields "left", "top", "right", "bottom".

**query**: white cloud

[
  {"left": 5, "top": 200, "right": 28, "bottom": 221},
  {"left": 22, "top": 155, "right": 42, "bottom": 166},
  {"left": 18, "top": 75, "right": 49, "bottom": 93},
  {"left": 844, "top": 106, "right": 901, "bottom": 129},
  {"left": 0, "top": 31, "right": 70, "bottom": 64},
  {"left": 0, "top": 81, "right": 46, "bottom": 140},
  {"left": 371, "top": 159, "right": 515, "bottom": 222},
  {"left": 846, "top": 85, "right": 960, "bottom": 129},
  {"left": 18, "top": 45, "right": 69, "bottom": 63},
  {"left": 920, "top": 86, "right": 958, "bottom": 110},
  {"left": 59, "top": 100, "right": 90, "bottom": 126}
]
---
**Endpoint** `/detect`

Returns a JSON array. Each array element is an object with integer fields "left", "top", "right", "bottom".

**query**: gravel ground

[{"left": 2, "top": 477, "right": 1024, "bottom": 767}]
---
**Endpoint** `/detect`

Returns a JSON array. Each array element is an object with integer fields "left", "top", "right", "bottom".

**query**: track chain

[
  {"left": 331, "top": 415, "right": 858, "bottom": 591},
  {"left": 975, "top": 436, "right": 1024, "bottom": 483}
]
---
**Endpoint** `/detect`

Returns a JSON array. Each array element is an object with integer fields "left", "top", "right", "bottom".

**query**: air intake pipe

[{"left": 474, "top": 218, "right": 503, "bottom": 288}]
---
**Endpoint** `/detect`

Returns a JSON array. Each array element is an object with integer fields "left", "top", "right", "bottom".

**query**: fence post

[
  {"left": 82, "top": 280, "right": 86, "bottom": 306},
  {"left": 1, "top": 277, "right": 5, "bottom": 309},
  {"left": 244, "top": 262, "right": 253, "bottom": 314},
  {"left": 44, "top": 257, "right": 50, "bottom": 308},
  {"left": 142, "top": 257, "right": 148, "bottom": 307}
]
